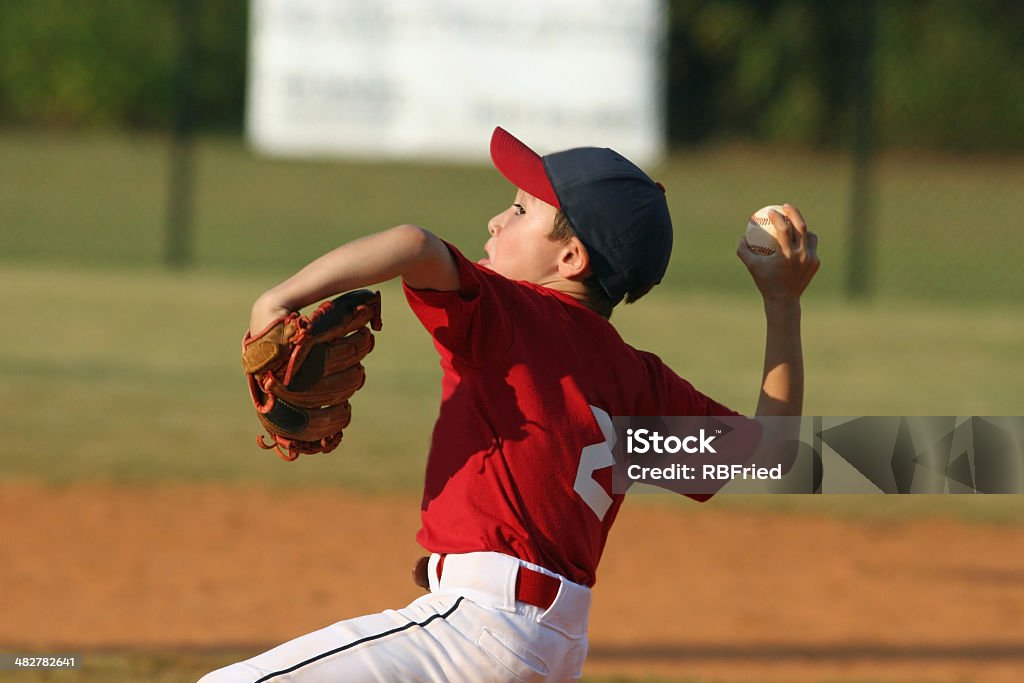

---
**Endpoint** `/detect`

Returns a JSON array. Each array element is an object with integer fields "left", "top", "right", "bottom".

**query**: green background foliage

[
  {"left": 0, "top": 0, "right": 246, "bottom": 129},
  {"left": 1, "top": 1, "right": 1021, "bottom": 149},
  {"left": 667, "top": 0, "right": 1024, "bottom": 150}
]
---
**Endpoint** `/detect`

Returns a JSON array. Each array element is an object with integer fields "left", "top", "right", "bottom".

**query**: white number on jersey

[{"left": 573, "top": 406, "right": 616, "bottom": 520}]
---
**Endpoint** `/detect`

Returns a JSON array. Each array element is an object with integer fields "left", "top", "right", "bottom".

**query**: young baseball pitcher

[{"left": 201, "top": 127, "right": 819, "bottom": 682}]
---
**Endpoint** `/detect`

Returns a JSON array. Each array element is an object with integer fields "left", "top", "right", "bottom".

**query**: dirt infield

[{"left": 3, "top": 481, "right": 1023, "bottom": 682}]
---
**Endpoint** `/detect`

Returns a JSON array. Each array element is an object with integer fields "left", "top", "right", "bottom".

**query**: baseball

[{"left": 745, "top": 204, "right": 790, "bottom": 255}]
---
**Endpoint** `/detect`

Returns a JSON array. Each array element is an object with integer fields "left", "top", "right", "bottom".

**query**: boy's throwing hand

[{"left": 737, "top": 203, "right": 820, "bottom": 302}]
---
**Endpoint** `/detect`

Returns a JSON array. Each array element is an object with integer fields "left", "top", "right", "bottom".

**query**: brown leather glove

[{"left": 241, "top": 290, "right": 382, "bottom": 461}]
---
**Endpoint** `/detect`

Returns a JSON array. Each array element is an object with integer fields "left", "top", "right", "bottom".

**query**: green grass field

[
  {"left": 2, "top": 261, "right": 1022, "bottom": 525},
  {"left": 1, "top": 131, "right": 1022, "bottom": 303}
]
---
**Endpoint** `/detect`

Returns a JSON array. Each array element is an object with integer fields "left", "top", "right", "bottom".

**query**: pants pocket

[{"left": 476, "top": 627, "right": 549, "bottom": 682}]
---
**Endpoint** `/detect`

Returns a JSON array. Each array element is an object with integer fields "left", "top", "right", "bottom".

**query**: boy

[{"left": 201, "top": 127, "right": 819, "bottom": 682}]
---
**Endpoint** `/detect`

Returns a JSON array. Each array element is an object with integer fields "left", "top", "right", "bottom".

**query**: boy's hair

[
  {"left": 549, "top": 211, "right": 654, "bottom": 319},
  {"left": 492, "top": 127, "right": 672, "bottom": 309}
]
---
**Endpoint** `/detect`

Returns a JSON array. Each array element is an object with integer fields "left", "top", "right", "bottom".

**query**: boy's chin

[{"left": 477, "top": 258, "right": 493, "bottom": 269}]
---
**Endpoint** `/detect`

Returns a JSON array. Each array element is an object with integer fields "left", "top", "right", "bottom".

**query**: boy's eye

[{"left": 512, "top": 203, "right": 526, "bottom": 215}]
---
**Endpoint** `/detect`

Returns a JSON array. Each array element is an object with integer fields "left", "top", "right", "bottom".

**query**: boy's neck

[{"left": 536, "top": 277, "right": 588, "bottom": 302}]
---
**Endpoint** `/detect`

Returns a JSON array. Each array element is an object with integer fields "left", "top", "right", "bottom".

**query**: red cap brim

[{"left": 489, "top": 127, "right": 561, "bottom": 208}]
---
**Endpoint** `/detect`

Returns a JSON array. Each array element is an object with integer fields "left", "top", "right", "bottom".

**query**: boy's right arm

[
  {"left": 736, "top": 204, "right": 819, "bottom": 418},
  {"left": 249, "top": 225, "right": 459, "bottom": 333}
]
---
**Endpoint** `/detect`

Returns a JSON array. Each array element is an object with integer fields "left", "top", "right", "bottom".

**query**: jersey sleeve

[
  {"left": 635, "top": 351, "right": 755, "bottom": 502},
  {"left": 637, "top": 350, "right": 741, "bottom": 417},
  {"left": 402, "top": 241, "right": 514, "bottom": 366}
]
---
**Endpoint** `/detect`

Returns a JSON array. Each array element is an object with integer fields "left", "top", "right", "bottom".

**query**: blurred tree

[
  {"left": 0, "top": 0, "right": 175, "bottom": 127},
  {"left": 665, "top": 0, "right": 1024, "bottom": 151},
  {"left": 193, "top": 1, "right": 247, "bottom": 131},
  {"left": 874, "top": 0, "right": 1024, "bottom": 150},
  {"left": 0, "top": 0, "right": 245, "bottom": 130},
  {"left": 0, "top": 1, "right": 1019, "bottom": 150}
]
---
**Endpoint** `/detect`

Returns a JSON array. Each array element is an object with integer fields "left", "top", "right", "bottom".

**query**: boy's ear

[{"left": 557, "top": 237, "right": 590, "bottom": 279}]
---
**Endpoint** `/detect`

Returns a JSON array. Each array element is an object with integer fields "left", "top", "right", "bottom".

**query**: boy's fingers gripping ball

[
  {"left": 241, "top": 289, "right": 383, "bottom": 461},
  {"left": 745, "top": 204, "right": 791, "bottom": 256}
]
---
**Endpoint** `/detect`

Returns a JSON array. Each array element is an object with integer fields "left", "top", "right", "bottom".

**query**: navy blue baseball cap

[{"left": 490, "top": 126, "right": 673, "bottom": 305}]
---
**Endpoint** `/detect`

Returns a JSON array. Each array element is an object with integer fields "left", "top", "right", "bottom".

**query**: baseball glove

[{"left": 241, "top": 289, "right": 382, "bottom": 461}]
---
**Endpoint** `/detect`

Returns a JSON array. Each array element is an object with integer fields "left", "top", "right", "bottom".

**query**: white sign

[{"left": 247, "top": 0, "right": 667, "bottom": 163}]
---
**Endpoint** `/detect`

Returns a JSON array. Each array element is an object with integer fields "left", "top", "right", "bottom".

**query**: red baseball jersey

[{"left": 403, "top": 244, "right": 739, "bottom": 586}]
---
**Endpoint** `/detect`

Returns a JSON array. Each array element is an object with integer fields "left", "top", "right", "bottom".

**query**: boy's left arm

[{"left": 250, "top": 224, "right": 459, "bottom": 333}]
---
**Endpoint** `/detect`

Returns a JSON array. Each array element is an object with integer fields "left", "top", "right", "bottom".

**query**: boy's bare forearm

[
  {"left": 755, "top": 298, "right": 804, "bottom": 417},
  {"left": 735, "top": 204, "right": 818, "bottom": 419},
  {"left": 250, "top": 225, "right": 458, "bottom": 332}
]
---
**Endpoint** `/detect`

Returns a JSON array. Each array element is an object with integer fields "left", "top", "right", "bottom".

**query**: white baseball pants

[{"left": 198, "top": 552, "right": 591, "bottom": 682}]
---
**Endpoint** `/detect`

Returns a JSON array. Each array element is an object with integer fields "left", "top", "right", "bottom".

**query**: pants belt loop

[{"left": 426, "top": 554, "right": 443, "bottom": 593}]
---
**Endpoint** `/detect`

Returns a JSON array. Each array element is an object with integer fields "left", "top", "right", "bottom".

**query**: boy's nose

[{"left": 487, "top": 217, "right": 501, "bottom": 237}]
